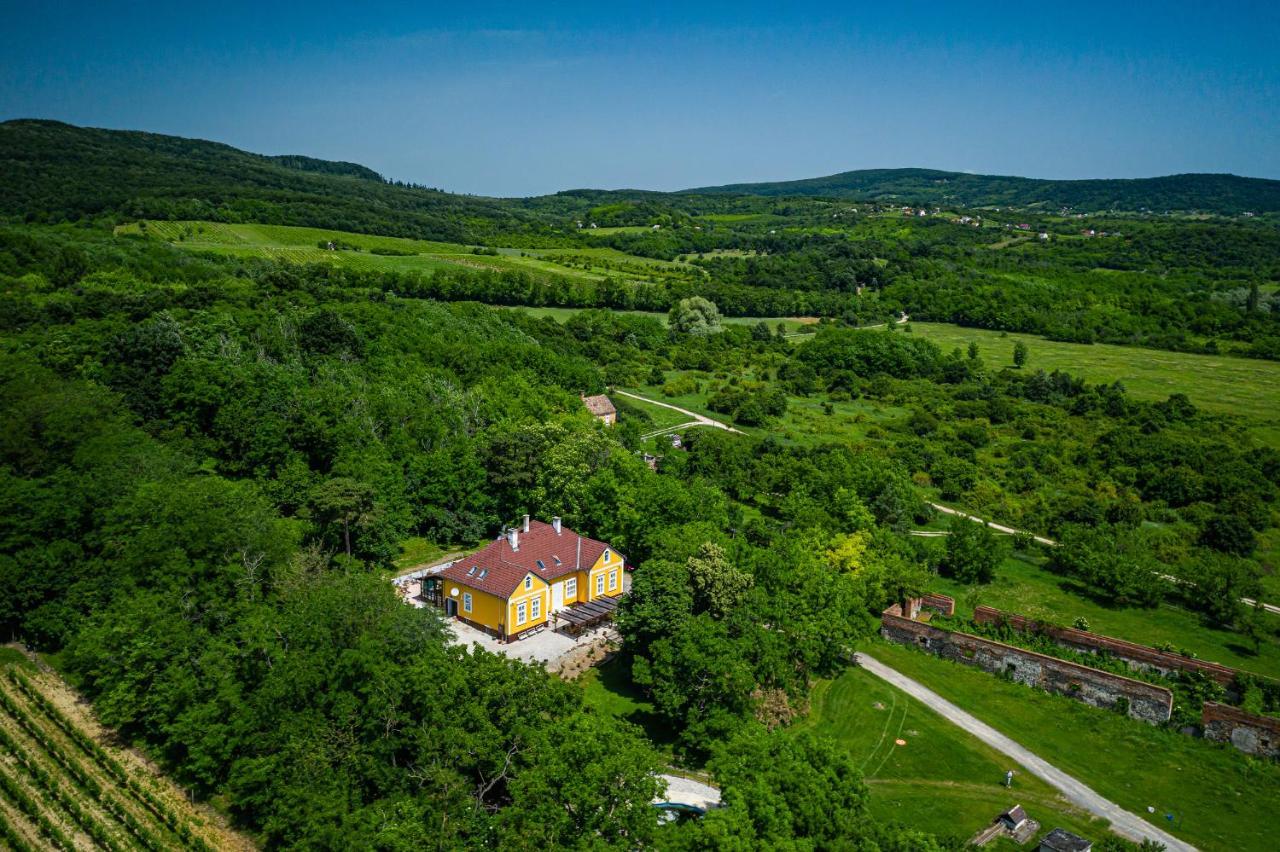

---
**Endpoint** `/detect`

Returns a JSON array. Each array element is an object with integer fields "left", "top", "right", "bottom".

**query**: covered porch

[{"left": 554, "top": 594, "right": 622, "bottom": 636}]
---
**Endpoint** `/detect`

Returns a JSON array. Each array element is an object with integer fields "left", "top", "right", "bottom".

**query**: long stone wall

[
  {"left": 881, "top": 608, "right": 1174, "bottom": 724},
  {"left": 1202, "top": 703, "right": 1280, "bottom": 758},
  {"left": 972, "top": 606, "right": 1239, "bottom": 687}
]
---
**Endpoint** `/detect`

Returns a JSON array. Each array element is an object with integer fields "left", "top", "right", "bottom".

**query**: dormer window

[
  {"left": 536, "top": 559, "right": 546, "bottom": 571},
  {"left": 477, "top": 569, "right": 488, "bottom": 580},
  {"left": 553, "top": 556, "right": 562, "bottom": 565},
  {"left": 466, "top": 565, "right": 477, "bottom": 577}
]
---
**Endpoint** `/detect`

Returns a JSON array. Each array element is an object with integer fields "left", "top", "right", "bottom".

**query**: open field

[
  {"left": 504, "top": 305, "right": 820, "bottom": 333},
  {"left": 0, "top": 655, "right": 252, "bottom": 851},
  {"left": 926, "top": 552, "right": 1280, "bottom": 680},
  {"left": 798, "top": 666, "right": 1110, "bottom": 844},
  {"left": 907, "top": 322, "right": 1280, "bottom": 440},
  {"left": 869, "top": 640, "right": 1280, "bottom": 852},
  {"left": 117, "top": 220, "right": 618, "bottom": 281}
]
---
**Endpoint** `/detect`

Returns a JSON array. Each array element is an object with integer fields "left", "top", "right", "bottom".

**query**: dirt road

[{"left": 855, "top": 652, "right": 1195, "bottom": 851}]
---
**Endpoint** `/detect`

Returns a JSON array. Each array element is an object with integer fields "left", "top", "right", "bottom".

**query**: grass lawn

[
  {"left": 392, "top": 537, "right": 474, "bottom": 574},
  {"left": 797, "top": 666, "right": 1109, "bottom": 844},
  {"left": 925, "top": 552, "right": 1280, "bottom": 680},
  {"left": 906, "top": 322, "right": 1280, "bottom": 446},
  {"left": 578, "top": 654, "right": 678, "bottom": 757},
  {"left": 613, "top": 393, "right": 695, "bottom": 432},
  {"left": 868, "top": 640, "right": 1280, "bottom": 852}
]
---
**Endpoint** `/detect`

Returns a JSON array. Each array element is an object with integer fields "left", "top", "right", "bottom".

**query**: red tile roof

[
  {"left": 582, "top": 394, "right": 616, "bottom": 417},
  {"left": 441, "top": 520, "right": 620, "bottom": 599}
]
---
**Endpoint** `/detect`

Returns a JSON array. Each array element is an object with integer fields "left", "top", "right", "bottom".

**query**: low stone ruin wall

[
  {"left": 1202, "top": 702, "right": 1280, "bottom": 759},
  {"left": 882, "top": 608, "right": 1173, "bottom": 724},
  {"left": 921, "top": 593, "right": 956, "bottom": 617},
  {"left": 972, "top": 606, "right": 1239, "bottom": 687}
]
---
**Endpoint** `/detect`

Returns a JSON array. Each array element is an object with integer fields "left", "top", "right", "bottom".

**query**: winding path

[
  {"left": 613, "top": 389, "right": 745, "bottom": 435},
  {"left": 925, "top": 503, "right": 1280, "bottom": 615},
  {"left": 854, "top": 652, "right": 1195, "bottom": 851}
]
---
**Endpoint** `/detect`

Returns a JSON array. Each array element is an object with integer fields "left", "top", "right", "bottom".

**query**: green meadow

[
  {"left": 797, "top": 666, "right": 1109, "bottom": 844},
  {"left": 868, "top": 641, "right": 1280, "bottom": 852},
  {"left": 926, "top": 551, "right": 1280, "bottom": 680},
  {"left": 906, "top": 322, "right": 1280, "bottom": 442},
  {"left": 118, "top": 219, "right": 608, "bottom": 280},
  {"left": 505, "top": 305, "right": 820, "bottom": 333}
]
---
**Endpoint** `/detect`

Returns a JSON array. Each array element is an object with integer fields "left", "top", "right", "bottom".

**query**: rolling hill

[
  {"left": 0, "top": 119, "right": 542, "bottom": 242},
  {"left": 681, "top": 167, "right": 1280, "bottom": 213}
]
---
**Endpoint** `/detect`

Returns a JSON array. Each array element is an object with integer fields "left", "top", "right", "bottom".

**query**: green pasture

[
  {"left": 612, "top": 393, "right": 694, "bottom": 432},
  {"left": 504, "top": 306, "right": 819, "bottom": 333},
  {"left": 118, "top": 220, "right": 607, "bottom": 281},
  {"left": 798, "top": 666, "right": 1109, "bottom": 844},
  {"left": 868, "top": 641, "right": 1280, "bottom": 852},
  {"left": 925, "top": 552, "right": 1280, "bottom": 680},
  {"left": 906, "top": 322, "right": 1280, "bottom": 443}
]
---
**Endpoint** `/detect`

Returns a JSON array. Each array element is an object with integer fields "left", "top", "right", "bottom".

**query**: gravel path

[
  {"left": 613, "top": 389, "right": 744, "bottom": 434},
  {"left": 854, "top": 652, "right": 1195, "bottom": 851}
]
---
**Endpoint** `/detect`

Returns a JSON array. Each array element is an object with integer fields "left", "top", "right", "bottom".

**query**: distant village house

[{"left": 582, "top": 393, "right": 617, "bottom": 425}]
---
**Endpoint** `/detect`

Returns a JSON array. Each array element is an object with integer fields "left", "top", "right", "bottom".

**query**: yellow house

[{"left": 440, "top": 516, "right": 626, "bottom": 641}]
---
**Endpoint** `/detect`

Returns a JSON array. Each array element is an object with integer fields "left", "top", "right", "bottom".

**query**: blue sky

[{"left": 2, "top": 2, "right": 1278, "bottom": 196}]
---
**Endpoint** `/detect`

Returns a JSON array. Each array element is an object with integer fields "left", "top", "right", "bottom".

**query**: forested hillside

[
  {"left": 683, "top": 167, "right": 1280, "bottom": 213},
  {"left": 0, "top": 120, "right": 545, "bottom": 243},
  {"left": 3, "top": 116, "right": 1279, "bottom": 849}
]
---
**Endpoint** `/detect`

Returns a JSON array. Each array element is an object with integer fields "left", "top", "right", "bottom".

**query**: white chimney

[
  {"left": 507, "top": 528, "right": 519, "bottom": 551},
  {"left": 552, "top": 516, "right": 562, "bottom": 535},
  {"left": 523, "top": 514, "right": 530, "bottom": 533}
]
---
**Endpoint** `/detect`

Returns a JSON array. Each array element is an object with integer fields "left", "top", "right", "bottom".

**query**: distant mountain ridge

[
  {"left": 681, "top": 167, "right": 1280, "bottom": 213},
  {"left": 3, "top": 120, "right": 1278, "bottom": 226}
]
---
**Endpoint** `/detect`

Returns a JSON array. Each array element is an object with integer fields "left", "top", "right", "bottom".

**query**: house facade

[{"left": 440, "top": 516, "right": 625, "bottom": 640}]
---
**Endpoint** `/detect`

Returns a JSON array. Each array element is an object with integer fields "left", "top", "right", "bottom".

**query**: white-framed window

[
  {"left": 595, "top": 573, "right": 605, "bottom": 596},
  {"left": 603, "top": 549, "right": 611, "bottom": 562},
  {"left": 565, "top": 577, "right": 577, "bottom": 599},
  {"left": 524, "top": 575, "right": 533, "bottom": 591},
  {"left": 531, "top": 596, "right": 541, "bottom": 620},
  {"left": 462, "top": 592, "right": 473, "bottom": 613},
  {"left": 516, "top": 601, "right": 527, "bottom": 625},
  {"left": 608, "top": 570, "right": 618, "bottom": 591}
]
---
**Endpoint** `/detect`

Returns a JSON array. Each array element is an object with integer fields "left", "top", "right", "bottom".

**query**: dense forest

[
  {"left": 0, "top": 224, "right": 970, "bottom": 848},
  {"left": 2, "top": 121, "right": 1278, "bottom": 850}
]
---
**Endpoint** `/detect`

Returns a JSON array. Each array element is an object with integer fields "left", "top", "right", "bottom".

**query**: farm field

[
  {"left": 797, "top": 666, "right": 1109, "bottom": 845},
  {"left": 925, "top": 552, "right": 1280, "bottom": 680},
  {"left": 116, "top": 220, "right": 617, "bottom": 281},
  {"left": 0, "top": 656, "right": 252, "bottom": 852},
  {"left": 868, "top": 640, "right": 1280, "bottom": 852},
  {"left": 907, "top": 322, "right": 1280, "bottom": 439}
]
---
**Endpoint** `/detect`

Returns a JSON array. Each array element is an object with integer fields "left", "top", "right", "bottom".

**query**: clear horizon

[{"left": 3, "top": 1, "right": 1278, "bottom": 196}]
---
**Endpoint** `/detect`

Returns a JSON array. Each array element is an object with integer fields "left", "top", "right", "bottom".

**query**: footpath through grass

[
  {"left": 927, "top": 552, "right": 1280, "bottom": 681},
  {"left": 869, "top": 640, "right": 1280, "bottom": 852},
  {"left": 797, "top": 666, "right": 1107, "bottom": 845}
]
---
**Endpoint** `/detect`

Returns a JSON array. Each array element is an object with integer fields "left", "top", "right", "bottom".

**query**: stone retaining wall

[
  {"left": 972, "top": 606, "right": 1239, "bottom": 687},
  {"left": 1202, "top": 702, "right": 1280, "bottom": 758},
  {"left": 882, "top": 606, "right": 1173, "bottom": 724}
]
